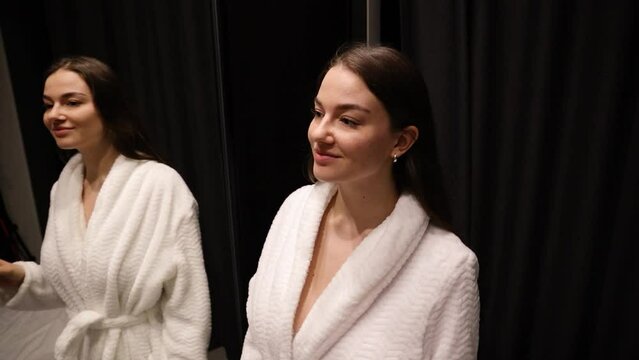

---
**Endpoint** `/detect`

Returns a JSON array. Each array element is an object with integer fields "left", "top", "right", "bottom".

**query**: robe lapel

[
  {"left": 83, "top": 155, "right": 138, "bottom": 312},
  {"left": 49, "top": 154, "right": 88, "bottom": 310},
  {"left": 47, "top": 154, "right": 140, "bottom": 313},
  {"left": 292, "top": 190, "right": 429, "bottom": 359},
  {"left": 271, "top": 182, "right": 336, "bottom": 358}
]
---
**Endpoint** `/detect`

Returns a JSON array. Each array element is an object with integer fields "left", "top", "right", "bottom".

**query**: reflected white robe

[
  {"left": 1, "top": 154, "right": 211, "bottom": 360},
  {"left": 242, "top": 182, "right": 479, "bottom": 360}
]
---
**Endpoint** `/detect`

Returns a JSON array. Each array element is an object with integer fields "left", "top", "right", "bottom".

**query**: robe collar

[
  {"left": 285, "top": 182, "right": 430, "bottom": 359},
  {"left": 47, "top": 153, "right": 137, "bottom": 311}
]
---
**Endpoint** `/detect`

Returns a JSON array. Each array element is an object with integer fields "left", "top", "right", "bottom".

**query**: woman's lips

[
  {"left": 52, "top": 127, "right": 74, "bottom": 137},
  {"left": 313, "top": 151, "right": 340, "bottom": 166}
]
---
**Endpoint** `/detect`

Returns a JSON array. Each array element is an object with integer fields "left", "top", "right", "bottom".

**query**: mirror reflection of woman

[
  {"left": 242, "top": 44, "right": 480, "bottom": 359},
  {"left": 0, "top": 56, "right": 211, "bottom": 359}
]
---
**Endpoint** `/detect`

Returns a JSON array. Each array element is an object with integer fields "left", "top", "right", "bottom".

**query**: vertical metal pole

[{"left": 367, "top": 0, "right": 381, "bottom": 45}]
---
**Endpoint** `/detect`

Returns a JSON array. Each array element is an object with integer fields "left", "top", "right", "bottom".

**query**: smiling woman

[
  {"left": 42, "top": 57, "right": 160, "bottom": 162},
  {"left": 43, "top": 70, "right": 107, "bottom": 153},
  {"left": 0, "top": 56, "right": 211, "bottom": 359},
  {"left": 307, "top": 63, "right": 417, "bottom": 188},
  {"left": 241, "top": 43, "right": 480, "bottom": 360}
]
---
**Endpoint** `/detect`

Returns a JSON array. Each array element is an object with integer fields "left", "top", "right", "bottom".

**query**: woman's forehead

[{"left": 44, "top": 70, "right": 91, "bottom": 97}]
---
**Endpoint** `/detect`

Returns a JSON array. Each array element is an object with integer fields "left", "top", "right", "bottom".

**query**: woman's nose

[
  {"left": 45, "top": 104, "right": 64, "bottom": 121},
  {"left": 309, "top": 117, "right": 334, "bottom": 144}
]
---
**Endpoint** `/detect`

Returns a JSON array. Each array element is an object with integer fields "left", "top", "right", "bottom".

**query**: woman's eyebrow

[
  {"left": 314, "top": 98, "right": 371, "bottom": 113},
  {"left": 42, "top": 92, "right": 89, "bottom": 101}
]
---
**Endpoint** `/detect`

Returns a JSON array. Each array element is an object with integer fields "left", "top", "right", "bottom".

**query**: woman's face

[
  {"left": 308, "top": 64, "right": 399, "bottom": 186},
  {"left": 43, "top": 69, "right": 108, "bottom": 153}
]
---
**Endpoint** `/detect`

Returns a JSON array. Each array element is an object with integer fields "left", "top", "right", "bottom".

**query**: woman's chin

[
  {"left": 55, "top": 143, "right": 76, "bottom": 150},
  {"left": 312, "top": 169, "right": 343, "bottom": 184},
  {"left": 53, "top": 139, "right": 80, "bottom": 151}
]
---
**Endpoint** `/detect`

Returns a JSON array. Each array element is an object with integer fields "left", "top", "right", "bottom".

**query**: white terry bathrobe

[
  {"left": 242, "top": 182, "right": 479, "bottom": 360},
  {"left": 0, "top": 154, "right": 211, "bottom": 359}
]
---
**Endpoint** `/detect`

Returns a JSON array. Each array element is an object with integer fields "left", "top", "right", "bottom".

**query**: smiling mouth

[
  {"left": 316, "top": 151, "right": 339, "bottom": 157},
  {"left": 313, "top": 151, "right": 340, "bottom": 165},
  {"left": 52, "top": 127, "right": 74, "bottom": 136}
]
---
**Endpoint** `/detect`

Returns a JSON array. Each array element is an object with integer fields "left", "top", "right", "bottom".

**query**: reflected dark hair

[
  {"left": 45, "top": 55, "right": 161, "bottom": 161},
  {"left": 309, "top": 43, "right": 452, "bottom": 230}
]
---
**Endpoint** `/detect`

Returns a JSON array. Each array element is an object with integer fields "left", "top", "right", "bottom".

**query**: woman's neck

[
  {"left": 80, "top": 143, "right": 120, "bottom": 185},
  {"left": 331, "top": 176, "right": 399, "bottom": 237}
]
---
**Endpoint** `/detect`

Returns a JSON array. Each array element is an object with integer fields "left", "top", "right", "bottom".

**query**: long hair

[
  {"left": 45, "top": 56, "right": 161, "bottom": 161},
  {"left": 309, "top": 43, "right": 452, "bottom": 230}
]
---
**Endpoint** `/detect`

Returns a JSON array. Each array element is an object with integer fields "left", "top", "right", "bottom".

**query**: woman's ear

[{"left": 393, "top": 125, "right": 419, "bottom": 157}]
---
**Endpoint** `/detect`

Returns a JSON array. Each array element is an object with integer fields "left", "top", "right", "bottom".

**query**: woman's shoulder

[
  {"left": 280, "top": 182, "right": 332, "bottom": 208},
  {"left": 130, "top": 159, "right": 183, "bottom": 181},
  {"left": 284, "top": 183, "right": 316, "bottom": 200},
  {"left": 421, "top": 224, "right": 478, "bottom": 270},
  {"left": 125, "top": 158, "right": 194, "bottom": 196}
]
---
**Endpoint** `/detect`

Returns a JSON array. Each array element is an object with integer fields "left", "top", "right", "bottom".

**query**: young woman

[
  {"left": 0, "top": 56, "right": 211, "bottom": 359},
  {"left": 241, "top": 44, "right": 479, "bottom": 359}
]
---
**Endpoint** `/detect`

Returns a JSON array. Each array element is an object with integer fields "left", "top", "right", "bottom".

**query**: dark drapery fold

[
  {"left": 399, "top": 0, "right": 472, "bottom": 238},
  {"left": 216, "top": 0, "right": 359, "bottom": 340},
  {"left": 402, "top": 1, "right": 638, "bottom": 359},
  {"left": 0, "top": 1, "right": 58, "bottom": 234}
]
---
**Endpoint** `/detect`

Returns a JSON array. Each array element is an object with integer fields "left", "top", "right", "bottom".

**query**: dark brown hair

[
  {"left": 309, "top": 43, "right": 452, "bottom": 229},
  {"left": 45, "top": 56, "right": 160, "bottom": 161}
]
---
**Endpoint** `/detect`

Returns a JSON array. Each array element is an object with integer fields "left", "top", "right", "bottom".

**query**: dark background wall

[
  {"left": 400, "top": 1, "right": 638, "bottom": 358},
  {"left": 1, "top": 1, "right": 637, "bottom": 360},
  {"left": 217, "top": 0, "right": 367, "bottom": 338}
]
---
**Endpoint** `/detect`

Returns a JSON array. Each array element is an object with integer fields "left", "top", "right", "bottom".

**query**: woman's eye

[
  {"left": 311, "top": 109, "right": 323, "bottom": 118},
  {"left": 66, "top": 100, "right": 80, "bottom": 106},
  {"left": 43, "top": 103, "right": 53, "bottom": 110},
  {"left": 340, "top": 117, "right": 358, "bottom": 127}
]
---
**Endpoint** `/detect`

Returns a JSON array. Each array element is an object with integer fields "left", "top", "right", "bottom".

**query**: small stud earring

[{"left": 393, "top": 154, "right": 398, "bottom": 163}]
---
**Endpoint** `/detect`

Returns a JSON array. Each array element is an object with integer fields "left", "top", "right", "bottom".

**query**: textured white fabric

[
  {"left": 1, "top": 154, "right": 211, "bottom": 360},
  {"left": 242, "top": 182, "right": 479, "bottom": 360}
]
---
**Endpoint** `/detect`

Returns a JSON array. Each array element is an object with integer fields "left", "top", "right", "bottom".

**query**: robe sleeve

[
  {"left": 160, "top": 202, "right": 212, "bottom": 360},
  {"left": 241, "top": 186, "right": 310, "bottom": 359},
  {"left": 1, "top": 182, "right": 64, "bottom": 310},
  {"left": 240, "top": 275, "right": 262, "bottom": 359},
  {"left": 422, "top": 251, "right": 480, "bottom": 360},
  {"left": 0, "top": 261, "right": 65, "bottom": 310}
]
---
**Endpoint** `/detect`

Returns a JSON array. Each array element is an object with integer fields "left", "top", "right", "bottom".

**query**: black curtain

[
  {"left": 400, "top": 0, "right": 638, "bottom": 359},
  {"left": 0, "top": 1, "right": 58, "bottom": 233},
  {"left": 216, "top": 0, "right": 364, "bottom": 341}
]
